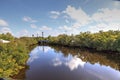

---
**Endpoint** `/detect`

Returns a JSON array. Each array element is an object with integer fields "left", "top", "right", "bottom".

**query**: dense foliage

[
  {"left": 48, "top": 30, "right": 120, "bottom": 52},
  {"left": 0, "top": 33, "right": 14, "bottom": 41},
  {"left": 0, "top": 33, "right": 37, "bottom": 78}
]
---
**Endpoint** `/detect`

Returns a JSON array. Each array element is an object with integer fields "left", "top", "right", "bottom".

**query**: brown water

[{"left": 14, "top": 46, "right": 120, "bottom": 80}]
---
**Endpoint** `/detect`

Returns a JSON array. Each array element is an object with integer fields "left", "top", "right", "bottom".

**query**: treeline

[
  {"left": 0, "top": 33, "right": 37, "bottom": 78},
  {"left": 48, "top": 30, "right": 120, "bottom": 52}
]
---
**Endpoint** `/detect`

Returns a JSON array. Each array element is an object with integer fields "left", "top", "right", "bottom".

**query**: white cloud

[
  {"left": 72, "top": 22, "right": 81, "bottom": 28},
  {"left": 37, "top": 6, "right": 120, "bottom": 37},
  {"left": 27, "top": 46, "right": 40, "bottom": 63},
  {"left": 90, "top": 8, "right": 120, "bottom": 32},
  {"left": 113, "top": 1, "right": 120, "bottom": 7},
  {"left": 0, "top": 19, "right": 13, "bottom": 35},
  {"left": 63, "top": 15, "right": 69, "bottom": 19},
  {"left": 17, "top": 29, "right": 29, "bottom": 37},
  {"left": 59, "top": 25, "right": 72, "bottom": 31},
  {"left": 36, "top": 28, "right": 63, "bottom": 37},
  {"left": 52, "top": 58, "right": 62, "bottom": 67},
  {"left": 65, "top": 56, "right": 85, "bottom": 71},
  {"left": 30, "top": 24, "right": 37, "bottom": 29},
  {"left": 58, "top": 23, "right": 81, "bottom": 35},
  {"left": 62, "top": 5, "right": 120, "bottom": 33},
  {"left": 47, "top": 29, "right": 64, "bottom": 36},
  {"left": 39, "top": 26, "right": 52, "bottom": 31},
  {"left": 65, "top": 19, "right": 69, "bottom": 23},
  {"left": 92, "top": 8, "right": 120, "bottom": 23},
  {"left": 50, "top": 11, "right": 60, "bottom": 15},
  {"left": 89, "top": 23, "right": 120, "bottom": 32},
  {"left": 23, "top": 16, "right": 37, "bottom": 23},
  {"left": 52, "top": 55, "right": 86, "bottom": 71},
  {"left": 64, "top": 5, "right": 90, "bottom": 26},
  {"left": 50, "top": 11, "right": 60, "bottom": 19},
  {"left": 35, "top": 26, "right": 53, "bottom": 37},
  {"left": 0, "top": 27, "right": 12, "bottom": 34},
  {"left": 0, "top": 19, "right": 8, "bottom": 27},
  {"left": 27, "top": 46, "right": 52, "bottom": 63}
]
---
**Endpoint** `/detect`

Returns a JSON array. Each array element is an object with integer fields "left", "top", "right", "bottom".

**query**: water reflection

[
  {"left": 15, "top": 46, "right": 120, "bottom": 80},
  {"left": 52, "top": 56, "right": 85, "bottom": 71},
  {"left": 65, "top": 56, "right": 85, "bottom": 70},
  {"left": 51, "top": 46, "right": 120, "bottom": 71},
  {"left": 27, "top": 46, "right": 52, "bottom": 63}
]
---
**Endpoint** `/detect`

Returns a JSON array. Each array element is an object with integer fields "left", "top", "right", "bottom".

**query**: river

[{"left": 14, "top": 46, "right": 120, "bottom": 80}]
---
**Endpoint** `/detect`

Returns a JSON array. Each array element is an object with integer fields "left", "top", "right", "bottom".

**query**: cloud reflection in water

[
  {"left": 27, "top": 46, "right": 52, "bottom": 63},
  {"left": 26, "top": 46, "right": 120, "bottom": 80},
  {"left": 52, "top": 55, "right": 86, "bottom": 71}
]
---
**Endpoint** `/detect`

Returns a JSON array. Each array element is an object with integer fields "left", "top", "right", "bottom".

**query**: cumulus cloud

[
  {"left": 47, "top": 29, "right": 64, "bottom": 36},
  {"left": 27, "top": 47, "right": 41, "bottom": 63},
  {"left": 0, "top": 19, "right": 13, "bottom": 35},
  {"left": 65, "top": 56, "right": 85, "bottom": 71},
  {"left": 58, "top": 23, "right": 81, "bottom": 35},
  {"left": 59, "top": 25, "right": 72, "bottom": 31},
  {"left": 52, "top": 55, "right": 86, "bottom": 71},
  {"left": 39, "top": 26, "right": 52, "bottom": 31},
  {"left": 63, "top": 5, "right": 90, "bottom": 26},
  {"left": 20, "top": 5, "right": 120, "bottom": 37},
  {"left": 0, "top": 27, "right": 12, "bottom": 34},
  {"left": 89, "top": 23, "right": 120, "bottom": 32},
  {"left": 35, "top": 26, "right": 53, "bottom": 37},
  {"left": 62, "top": 5, "right": 120, "bottom": 33},
  {"left": 50, "top": 11, "right": 60, "bottom": 19},
  {"left": 36, "top": 28, "right": 63, "bottom": 37},
  {"left": 30, "top": 24, "right": 37, "bottom": 29},
  {"left": 113, "top": 0, "right": 120, "bottom": 7},
  {"left": 0, "top": 19, "right": 8, "bottom": 27},
  {"left": 17, "top": 29, "right": 29, "bottom": 37},
  {"left": 89, "top": 8, "right": 120, "bottom": 32},
  {"left": 23, "top": 16, "right": 37, "bottom": 23},
  {"left": 52, "top": 58, "right": 62, "bottom": 67},
  {"left": 50, "top": 11, "right": 60, "bottom": 15},
  {"left": 65, "top": 19, "right": 70, "bottom": 23},
  {"left": 27, "top": 46, "right": 52, "bottom": 63},
  {"left": 53, "top": 5, "right": 89, "bottom": 35},
  {"left": 92, "top": 8, "right": 120, "bottom": 23}
]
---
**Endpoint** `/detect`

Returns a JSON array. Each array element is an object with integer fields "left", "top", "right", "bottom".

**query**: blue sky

[{"left": 0, "top": 0, "right": 120, "bottom": 37}]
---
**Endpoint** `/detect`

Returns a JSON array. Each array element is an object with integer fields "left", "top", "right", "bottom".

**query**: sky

[{"left": 0, "top": 0, "right": 120, "bottom": 37}]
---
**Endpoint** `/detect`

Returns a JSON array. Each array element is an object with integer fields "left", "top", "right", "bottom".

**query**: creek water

[{"left": 15, "top": 46, "right": 120, "bottom": 80}]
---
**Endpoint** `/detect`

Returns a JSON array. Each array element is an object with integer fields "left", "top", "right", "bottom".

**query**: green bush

[
  {"left": 48, "top": 30, "right": 120, "bottom": 52},
  {"left": 0, "top": 33, "right": 37, "bottom": 78}
]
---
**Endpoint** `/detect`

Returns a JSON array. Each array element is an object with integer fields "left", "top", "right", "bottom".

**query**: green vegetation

[
  {"left": 0, "top": 30, "right": 120, "bottom": 78},
  {"left": 0, "top": 33, "right": 37, "bottom": 78},
  {"left": 48, "top": 30, "right": 120, "bottom": 52},
  {"left": 0, "top": 33, "right": 14, "bottom": 41}
]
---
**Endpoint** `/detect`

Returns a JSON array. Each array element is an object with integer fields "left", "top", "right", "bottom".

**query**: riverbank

[
  {"left": 47, "top": 30, "right": 120, "bottom": 53},
  {"left": 47, "top": 44, "right": 119, "bottom": 54},
  {"left": 0, "top": 34, "right": 38, "bottom": 78}
]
